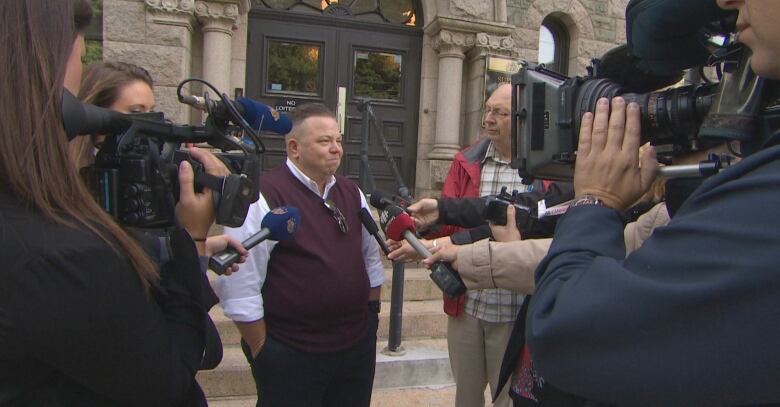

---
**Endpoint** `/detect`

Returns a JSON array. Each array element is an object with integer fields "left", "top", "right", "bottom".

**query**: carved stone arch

[{"left": 527, "top": 0, "right": 594, "bottom": 75}]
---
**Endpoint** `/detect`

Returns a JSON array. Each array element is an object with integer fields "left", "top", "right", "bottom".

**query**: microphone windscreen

[
  {"left": 369, "top": 189, "right": 395, "bottom": 210},
  {"left": 261, "top": 206, "right": 300, "bottom": 241},
  {"left": 236, "top": 98, "right": 292, "bottom": 134},
  {"left": 385, "top": 211, "right": 415, "bottom": 241},
  {"left": 61, "top": 90, "right": 131, "bottom": 140}
]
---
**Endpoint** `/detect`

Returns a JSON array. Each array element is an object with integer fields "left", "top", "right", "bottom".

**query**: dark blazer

[{"left": 527, "top": 140, "right": 780, "bottom": 406}]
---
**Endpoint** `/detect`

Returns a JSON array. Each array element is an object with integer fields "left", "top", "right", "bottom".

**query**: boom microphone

[
  {"left": 180, "top": 94, "right": 292, "bottom": 134},
  {"left": 379, "top": 205, "right": 466, "bottom": 297},
  {"left": 358, "top": 208, "right": 390, "bottom": 255},
  {"left": 209, "top": 206, "right": 301, "bottom": 274}
]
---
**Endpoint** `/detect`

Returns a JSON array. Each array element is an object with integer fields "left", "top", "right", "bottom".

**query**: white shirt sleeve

[
  {"left": 214, "top": 194, "right": 277, "bottom": 322},
  {"left": 359, "top": 190, "right": 385, "bottom": 288}
]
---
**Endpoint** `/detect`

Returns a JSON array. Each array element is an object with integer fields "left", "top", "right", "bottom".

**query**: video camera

[
  {"left": 510, "top": 0, "right": 780, "bottom": 183},
  {"left": 484, "top": 186, "right": 534, "bottom": 227},
  {"left": 61, "top": 78, "right": 290, "bottom": 228}
]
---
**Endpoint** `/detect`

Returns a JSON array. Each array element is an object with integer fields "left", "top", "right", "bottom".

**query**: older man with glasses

[
  {"left": 215, "top": 103, "right": 384, "bottom": 407},
  {"left": 394, "top": 82, "right": 550, "bottom": 407}
]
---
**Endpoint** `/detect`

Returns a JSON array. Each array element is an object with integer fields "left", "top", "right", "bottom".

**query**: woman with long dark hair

[{"left": 0, "top": 1, "right": 223, "bottom": 405}]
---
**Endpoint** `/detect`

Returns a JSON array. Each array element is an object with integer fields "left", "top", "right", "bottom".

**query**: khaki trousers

[{"left": 447, "top": 313, "right": 513, "bottom": 407}]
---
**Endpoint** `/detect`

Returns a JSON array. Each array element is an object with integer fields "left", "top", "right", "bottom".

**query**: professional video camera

[
  {"left": 511, "top": 0, "right": 780, "bottom": 183},
  {"left": 61, "top": 78, "right": 291, "bottom": 228}
]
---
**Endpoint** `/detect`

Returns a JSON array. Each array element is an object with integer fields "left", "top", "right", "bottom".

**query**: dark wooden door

[{"left": 246, "top": 11, "right": 421, "bottom": 193}]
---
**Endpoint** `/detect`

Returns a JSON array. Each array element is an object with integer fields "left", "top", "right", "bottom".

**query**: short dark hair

[
  {"left": 287, "top": 103, "right": 337, "bottom": 140},
  {"left": 288, "top": 103, "right": 336, "bottom": 127}
]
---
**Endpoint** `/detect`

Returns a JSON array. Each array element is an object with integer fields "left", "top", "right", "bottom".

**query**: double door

[{"left": 246, "top": 12, "right": 422, "bottom": 193}]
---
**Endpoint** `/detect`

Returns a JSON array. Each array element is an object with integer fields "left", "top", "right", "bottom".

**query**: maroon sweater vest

[{"left": 259, "top": 165, "right": 369, "bottom": 352}]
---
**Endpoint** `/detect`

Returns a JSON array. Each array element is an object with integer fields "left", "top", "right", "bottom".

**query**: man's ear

[{"left": 287, "top": 136, "right": 300, "bottom": 160}]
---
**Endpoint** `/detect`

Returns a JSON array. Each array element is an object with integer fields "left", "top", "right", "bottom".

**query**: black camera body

[
  {"left": 510, "top": 0, "right": 780, "bottom": 183},
  {"left": 484, "top": 186, "right": 534, "bottom": 227},
  {"left": 68, "top": 89, "right": 263, "bottom": 229}
]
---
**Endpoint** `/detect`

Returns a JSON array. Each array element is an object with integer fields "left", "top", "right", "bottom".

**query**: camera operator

[
  {"left": 0, "top": 1, "right": 238, "bottom": 405},
  {"left": 524, "top": 1, "right": 780, "bottom": 405}
]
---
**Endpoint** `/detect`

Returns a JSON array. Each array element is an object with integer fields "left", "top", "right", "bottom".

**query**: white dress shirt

[{"left": 214, "top": 158, "right": 385, "bottom": 322}]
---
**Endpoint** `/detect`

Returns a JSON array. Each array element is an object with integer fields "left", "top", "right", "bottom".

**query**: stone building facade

[{"left": 103, "top": 0, "right": 628, "bottom": 197}]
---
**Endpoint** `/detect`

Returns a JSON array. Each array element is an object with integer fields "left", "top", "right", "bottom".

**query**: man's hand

[
  {"left": 489, "top": 205, "right": 521, "bottom": 242},
  {"left": 407, "top": 198, "right": 439, "bottom": 231},
  {"left": 574, "top": 97, "right": 658, "bottom": 211},
  {"left": 205, "top": 234, "right": 248, "bottom": 275},
  {"left": 175, "top": 147, "right": 231, "bottom": 245},
  {"left": 235, "top": 319, "right": 267, "bottom": 359}
]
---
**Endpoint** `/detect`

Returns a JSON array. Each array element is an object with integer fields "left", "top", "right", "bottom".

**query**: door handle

[{"left": 337, "top": 86, "right": 347, "bottom": 135}]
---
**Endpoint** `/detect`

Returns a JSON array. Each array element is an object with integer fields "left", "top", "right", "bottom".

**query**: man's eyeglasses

[
  {"left": 484, "top": 106, "right": 510, "bottom": 118},
  {"left": 323, "top": 199, "right": 348, "bottom": 234}
]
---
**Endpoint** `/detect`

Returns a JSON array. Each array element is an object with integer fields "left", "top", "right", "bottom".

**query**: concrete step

[
  {"left": 208, "top": 385, "right": 486, "bottom": 407},
  {"left": 199, "top": 338, "right": 453, "bottom": 402},
  {"left": 211, "top": 298, "right": 447, "bottom": 347}
]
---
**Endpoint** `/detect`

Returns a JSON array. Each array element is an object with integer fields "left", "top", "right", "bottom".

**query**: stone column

[
  {"left": 428, "top": 30, "right": 474, "bottom": 160},
  {"left": 195, "top": 0, "right": 240, "bottom": 96},
  {"left": 140, "top": 0, "right": 198, "bottom": 123}
]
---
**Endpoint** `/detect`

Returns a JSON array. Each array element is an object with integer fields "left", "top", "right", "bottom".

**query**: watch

[{"left": 570, "top": 194, "right": 610, "bottom": 208}]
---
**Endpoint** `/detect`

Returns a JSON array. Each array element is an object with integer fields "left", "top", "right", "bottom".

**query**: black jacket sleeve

[
  {"left": 440, "top": 182, "right": 575, "bottom": 244},
  {"left": 526, "top": 147, "right": 780, "bottom": 406}
]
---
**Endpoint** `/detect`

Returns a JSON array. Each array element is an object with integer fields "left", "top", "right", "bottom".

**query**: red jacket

[{"left": 434, "top": 137, "right": 549, "bottom": 316}]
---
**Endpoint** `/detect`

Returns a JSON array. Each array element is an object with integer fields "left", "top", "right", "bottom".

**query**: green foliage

[
  {"left": 84, "top": 40, "right": 103, "bottom": 65},
  {"left": 354, "top": 52, "right": 401, "bottom": 100},
  {"left": 268, "top": 43, "right": 321, "bottom": 93}
]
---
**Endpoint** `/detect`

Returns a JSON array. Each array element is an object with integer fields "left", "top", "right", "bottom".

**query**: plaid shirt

[{"left": 463, "top": 142, "right": 530, "bottom": 323}]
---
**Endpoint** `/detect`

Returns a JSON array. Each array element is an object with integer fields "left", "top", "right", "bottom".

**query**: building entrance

[{"left": 246, "top": 7, "right": 422, "bottom": 193}]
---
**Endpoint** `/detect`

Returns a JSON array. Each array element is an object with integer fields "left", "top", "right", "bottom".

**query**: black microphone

[
  {"left": 180, "top": 95, "right": 292, "bottom": 134},
  {"left": 358, "top": 207, "right": 390, "bottom": 255},
  {"left": 381, "top": 205, "right": 466, "bottom": 297},
  {"left": 209, "top": 206, "right": 300, "bottom": 274},
  {"left": 369, "top": 189, "right": 411, "bottom": 212}
]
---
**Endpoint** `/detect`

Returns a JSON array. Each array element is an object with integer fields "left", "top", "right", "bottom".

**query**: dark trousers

[{"left": 242, "top": 305, "right": 379, "bottom": 407}]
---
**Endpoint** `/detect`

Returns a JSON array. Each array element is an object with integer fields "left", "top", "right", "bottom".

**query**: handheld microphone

[
  {"left": 209, "top": 206, "right": 301, "bottom": 275},
  {"left": 358, "top": 207, "right": 390, "bottom": 255},
  {"left": 379, "top": 205, "right": 466, "bottom": 297},
  {"left": 369, "top": 189, "right": 411, "bottom": 212},
  {"left": 180, "top": 95, "right": 292, "bottom": 134}
]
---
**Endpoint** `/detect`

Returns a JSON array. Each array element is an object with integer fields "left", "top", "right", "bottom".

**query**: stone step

[
  {"left": 199, "top": 338, "right": 453, "bottom": 402},
  {"left": 211, "top": 299, "right": 447, "bottom": 347}
]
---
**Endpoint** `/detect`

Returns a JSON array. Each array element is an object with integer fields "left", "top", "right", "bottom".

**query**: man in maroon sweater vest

[{"left": 215, "top": 104, "right": 385, "bottom": 407}]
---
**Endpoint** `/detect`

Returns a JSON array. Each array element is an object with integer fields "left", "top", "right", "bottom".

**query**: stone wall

[{"left": 102, "top": 0, "right": 628, "bottom": 198}]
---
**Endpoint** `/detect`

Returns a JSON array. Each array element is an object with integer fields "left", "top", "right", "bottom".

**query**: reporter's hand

[
  {"left": 175, "top": 147, "right": 231, "bottom": 241},
  {"left": 423, "top": 243, "right": 460, "bottom": 271},
  {"left": 387, "top": 240, "right": 423, "bottom": 262},
  {"left": 407, "top": 198, "right": 439, "bottom": 230},
  {"left": 574, "top": 97, "right": 658, "bottom": 211},
  {"left": 205, "top": 234, "right": 248, "bottom": 276},
  {"left": 490, "top": 205, "right": 521, "bottom": 242}
]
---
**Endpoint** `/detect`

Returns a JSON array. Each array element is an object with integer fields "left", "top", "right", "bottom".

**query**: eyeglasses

[
  {"left": 484, "top": 106, "right": 511, "bottom": 118},
  {"left": 323, "top": 199, "right": 349, "bottom": 233}
]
